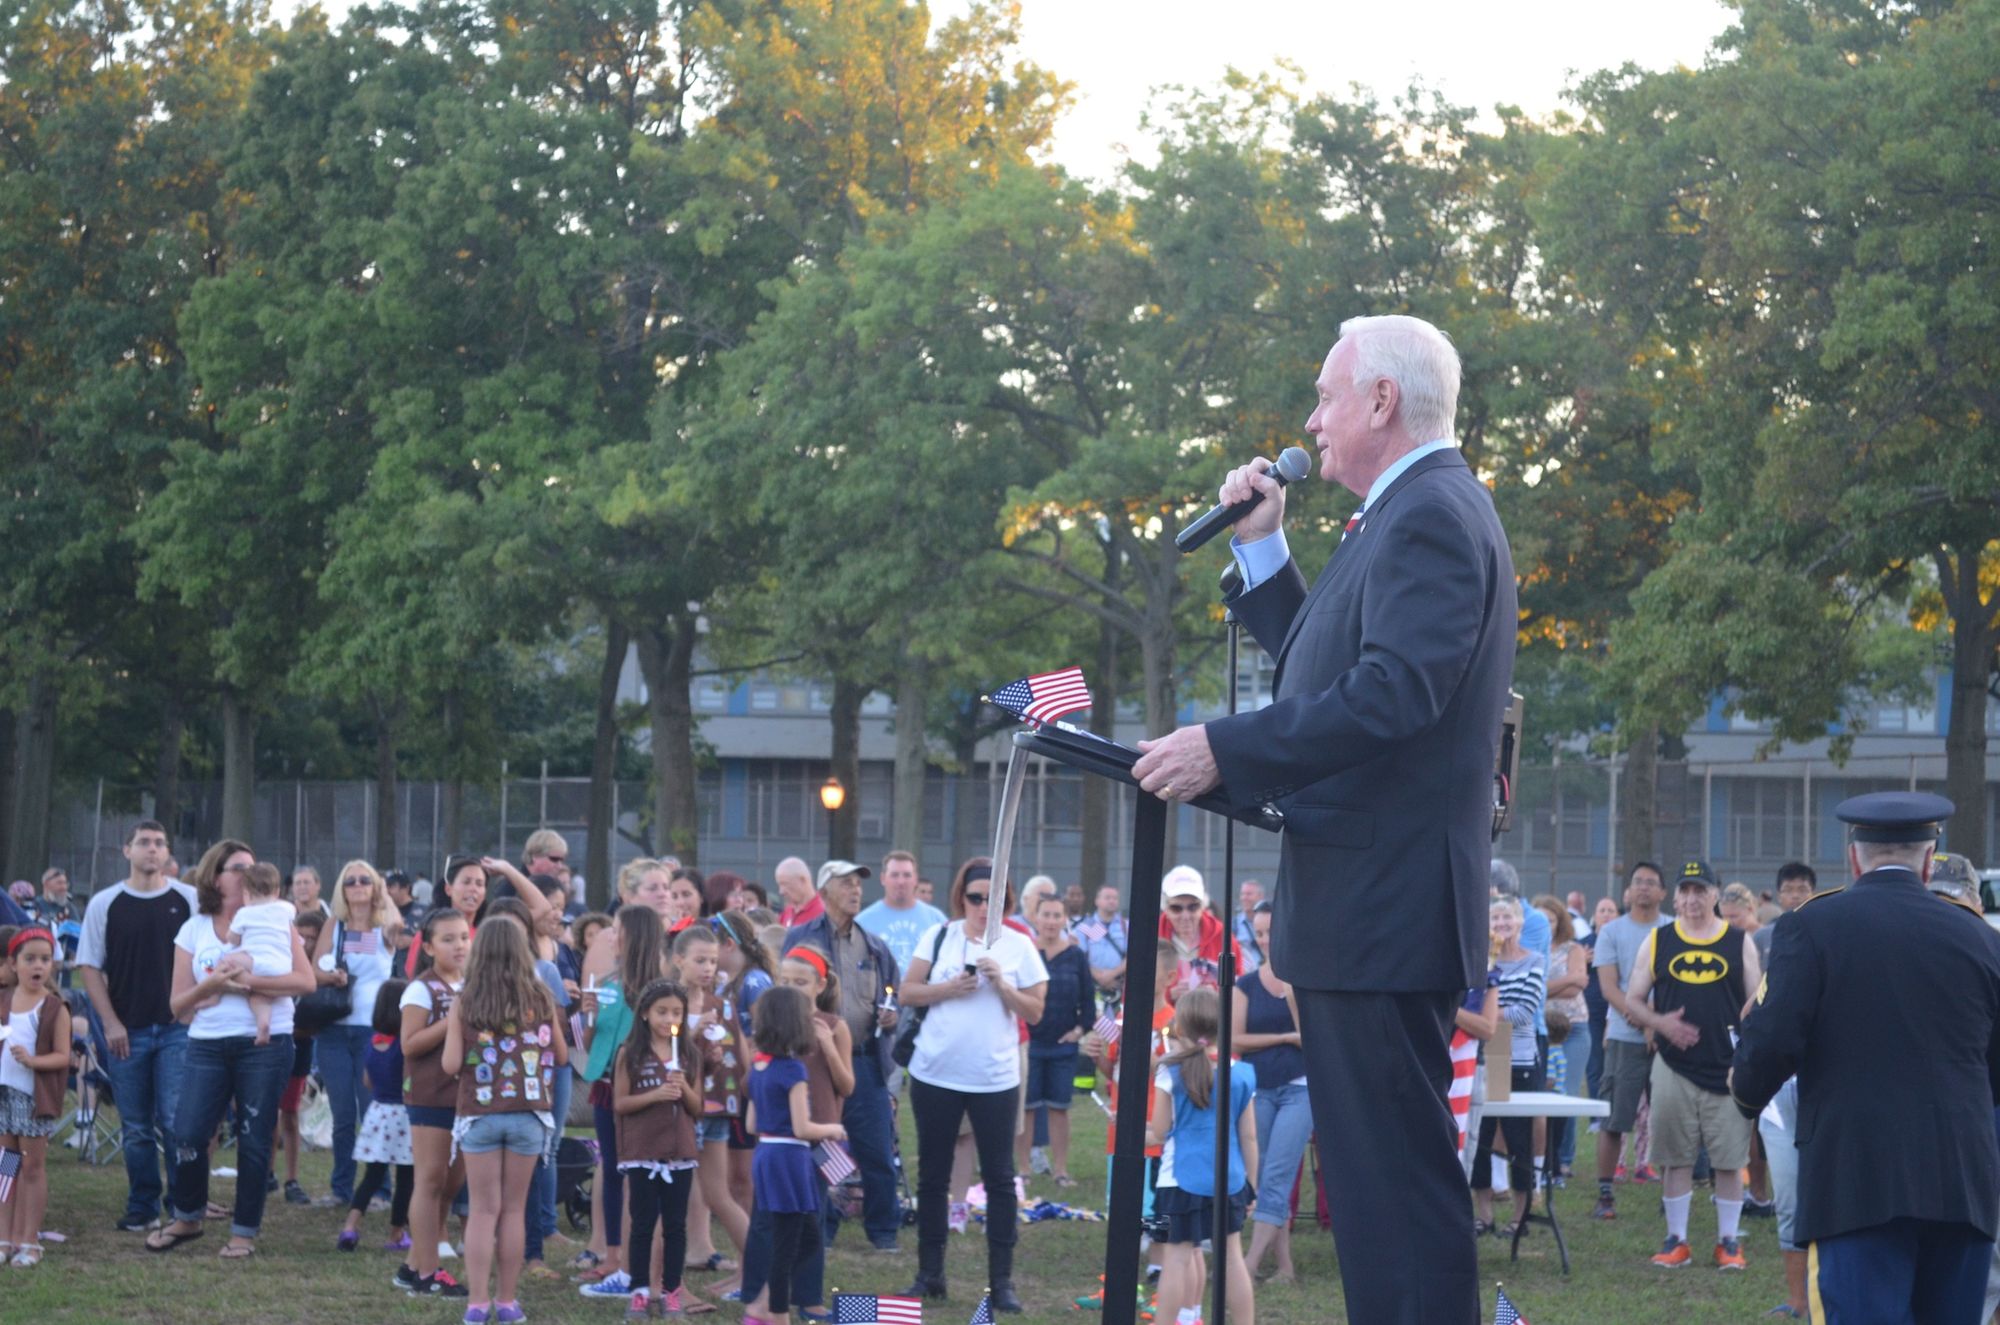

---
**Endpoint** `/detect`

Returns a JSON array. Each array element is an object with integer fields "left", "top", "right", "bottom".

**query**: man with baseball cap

[
  {"left": 1623, "top": 858, "right": 1761, "bottom": 1271},
  {"left": 1733, "top": 792, "right": 2000, "bottom": 1323},
  {"left": 785, "top": 859, "right": 904, "bottom": 1251}
]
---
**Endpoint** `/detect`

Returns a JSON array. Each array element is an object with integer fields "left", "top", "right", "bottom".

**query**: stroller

[
  {"left": 557, "top": 1135, "right": 598, "bottom": 1233},
  {"left": 59, "top": 996, "right": 119, "bottom": 1165}
]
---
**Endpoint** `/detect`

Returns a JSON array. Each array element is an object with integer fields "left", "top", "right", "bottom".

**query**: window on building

[{"left": 1725, "top": 777, "right": 1802, "bottom": 861}]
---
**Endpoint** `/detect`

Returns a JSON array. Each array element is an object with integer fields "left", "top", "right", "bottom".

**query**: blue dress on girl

[{"left": 749, "top": 1056, "right": 818, "bottom": 1213}]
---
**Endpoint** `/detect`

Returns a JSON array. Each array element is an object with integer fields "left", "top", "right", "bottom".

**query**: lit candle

[
  {"left": 584, "top": 972, "right": 597, "bottom": 1026},
  {"left": 668, "top": 1022, "right": 681, "bottom": 1074},
  {"left": 881, "top": 984, "right": 896, "bottom": 1013}
]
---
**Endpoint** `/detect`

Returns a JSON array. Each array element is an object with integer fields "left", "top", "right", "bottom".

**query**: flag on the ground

[
  {"left": 0, "top": 1147, "right": 18, "bottom": 1204},
  {"left": 1495, "top": 1285, "right": 1530, "bottom": 1325},
  {"left": 816, "top": 1140, "right": 858, "bottom": 1186},
  {"left": 834, "top": 1293, "right": 923, "bottom": 1325},
  {"left": 1449, "top": 1028, "right": 1479, "bottom": 1153},
  {"left": 990, "top": 667, "right": 1092, "bottom": 725},
  {"left": 1092, "top": 1002, "right": 1122, "bottom": 1049},
  {"left": 966, "top": 1293, "right": 995, "bottom": 1325}
]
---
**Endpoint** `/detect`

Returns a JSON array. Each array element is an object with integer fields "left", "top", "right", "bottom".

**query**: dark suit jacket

[
  {"left": 1730, "top": 868, "right": 2000, "bottom": 1244},
  {"left": 1205, "top": 449, "right": 1516, "bottom": 993}
]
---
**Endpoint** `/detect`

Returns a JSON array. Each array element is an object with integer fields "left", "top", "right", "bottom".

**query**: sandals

[
  {"left": 145, "top": 1225, "right": 205, "bottom": 1253},
  {"left": 219, "top": 1240, "right": 256, "bottom": 1259},
  {"left": 687, "top": 1253, "right": 736, "bottom": 1273},
  {"left": 569, "top": 1249, "right": 604, "bottom": 1271},
  {"left": 10, "top": 1243, "right": 42, "bottom": 1268}
]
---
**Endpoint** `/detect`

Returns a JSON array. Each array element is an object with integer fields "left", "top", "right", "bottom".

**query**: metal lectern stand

[{"left": 989, "top": 724, "right": 1283, "bottom": 1325}]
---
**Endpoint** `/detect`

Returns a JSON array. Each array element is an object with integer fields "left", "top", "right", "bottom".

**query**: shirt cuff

[{"left": 1229, "top": 529, "right": 1292, "bottom": 593}]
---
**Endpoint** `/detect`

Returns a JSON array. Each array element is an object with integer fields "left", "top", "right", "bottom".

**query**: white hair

[
  {"left": 1338, "top": 314, "right": 1461, "bottom": 443},
  {"left": 1489, "top": 894, "right": 1524, "bottom": 921}
]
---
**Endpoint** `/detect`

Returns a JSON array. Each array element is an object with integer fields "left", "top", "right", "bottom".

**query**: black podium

[{"left": 998, "top": 722, "right": 1282, "bottom": 1325}]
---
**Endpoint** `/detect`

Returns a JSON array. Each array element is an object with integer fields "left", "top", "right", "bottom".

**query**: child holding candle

[{"left": 614, "top": 979, "right": 704, "bottom": 1319}]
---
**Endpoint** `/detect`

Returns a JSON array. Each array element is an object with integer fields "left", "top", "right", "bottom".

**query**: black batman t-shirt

[{"left": 1646, "top": 921, "right": 1748, "bottom": 1094}]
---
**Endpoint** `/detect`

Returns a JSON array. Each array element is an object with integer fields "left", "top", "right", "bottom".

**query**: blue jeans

[
  {"left": 1759, "top": 1078, "right": 1800, "bottom": 1252},
  {"left": 315, "top": 1022, "right": 371, "bottom": 1201},
  {"left": 170, "top": 1034, "right": 292, "bottom": 1238},
  {"left": 103, "top": 1020, "right": 189, "bottom": 1223},
  {"left": 1251, "top": 1081, "right": 1314, "bottom": 1227},
  {"left": 828, "top": 1051, "right": 901, "bottom": 1248},
  {"left": 524, "top": 1064, "right": 573, "bottom": 1264}
]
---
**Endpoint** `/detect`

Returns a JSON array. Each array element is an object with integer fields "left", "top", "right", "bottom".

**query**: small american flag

[
  {"left": 1495, "top": 1286, "right": 1530, "bottom": 1325},
  {"left": 965, "top": 1293, "right": 994, "bottom": 1325},
  {"left": 1074, "top": 918, "right": 1108, "bottom": 943},
  {"left": 990, "top": 667, "right": 1092, "bottom": 725},
  {"left": 1092, "top": 1003, "right": 1122, "bottom": 1049},
  {"left": 834, "top": 1293, "right": 923, "bottom": 1325},
  {"left": 0, "top": 1147, "right": 18, "bottom": 1204},
  {"left": 344, "top": 929, "right": 381, "bottom": 956},
  {"left": 816, "top": 1140, "right": 858, "bottom": 1186}
]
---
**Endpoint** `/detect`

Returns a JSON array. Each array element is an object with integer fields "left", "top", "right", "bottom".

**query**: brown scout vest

[
  {"left": 403, "top": 976, "right": 460, "bottom": 1110},
  {"left": 803, "top": 1010, "right": 843, "bottom": 1127},
  {"left": 1, "top": 992, "right": 66, "bottom": 1119},
  {"left": 457, "top": 1016, "right": 558, "bottom": 1117},
  {"left": 616, "top": 1046, "right": 702, "bottom": 1165}
]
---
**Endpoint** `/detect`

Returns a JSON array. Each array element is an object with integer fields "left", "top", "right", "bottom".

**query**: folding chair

[{"left": 57, "top": 1023, "right": 120, "bottom": 1166}]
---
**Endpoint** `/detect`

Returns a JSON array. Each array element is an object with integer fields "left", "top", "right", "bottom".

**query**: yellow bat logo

[{"left": 1669, "top": 951, "right": 1730, "bottom": 985}]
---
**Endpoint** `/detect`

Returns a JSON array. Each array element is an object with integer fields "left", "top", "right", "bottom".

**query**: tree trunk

[
  {"left": 4, "top": 672, "right": 57, "bottom": 884},
  {"left": 1618, "top": 724, "right": 1659, "bottom": 876},
  {"left": 891, "top": 665, "right": 928, "bottom": 856},
  {"left": 441, "top": 689, "right": 465, "bottom": 857},
  {"left": 1080, "top": 538, "right": 1122, "bottom": 897},
  {"left": 372, "top": 701, "right": 399, "bottom": 869},
  {"left": 588, "top": 619, "right": 630, "bottom": 909},
  {"left": 219, "top": 687, "right": 257, "bottom": 842},
  {"left": 950, "top": 719, "right": 981, "bottom": 873},
  {"left": 155, "top": 698, "right": 184, "bottom": 840},
  {"left": 829, "top": 678, "right": 864, "bottom": 862},
  {"left": 0, "top": 705, "right": 16, "bottom": 875},
  {"left": 1944, "top": 544, "right": 1993, "bottom": 867},
  {"left": 636, "top": 616, "right": 700, "bottom": 865}
]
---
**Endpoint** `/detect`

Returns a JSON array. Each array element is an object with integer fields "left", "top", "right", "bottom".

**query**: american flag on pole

[
  {"left": 990, "top": 667, "right": 1092, "bottom": 725},
  {"left": 1092, "top": 1002, "right": 1123, "bottom": 1049},
  {"left": 966, "top": 1293, "right": 995, "bottom": 1325},
  {"left": 1495, "top": 1286, "right": 1531, "bottom": 1325},
  {"left": 0, "top": 1147, "right": 18, "bottom": 1204},
  {"left": 816, "top": 1140, "right": 858, "bottom": 1186},
  {"left": 833, "top": 1292, "right": 924, "bottom": 1325}
]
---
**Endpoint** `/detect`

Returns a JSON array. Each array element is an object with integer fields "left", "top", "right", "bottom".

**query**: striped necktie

[{"left": 1342, "top": 512, "right": 1362, "bottom": 542}]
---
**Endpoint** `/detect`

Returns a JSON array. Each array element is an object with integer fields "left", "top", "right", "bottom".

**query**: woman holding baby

[{"left": 146, "top": 841, "right": 317, "bottom": 1259}]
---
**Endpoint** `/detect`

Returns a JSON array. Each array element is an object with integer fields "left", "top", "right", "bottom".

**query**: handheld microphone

[{"left": 1174, "top": 446, "right": 1314, "bottom": 554}]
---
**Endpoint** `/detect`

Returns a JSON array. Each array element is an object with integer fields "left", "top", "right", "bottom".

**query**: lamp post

[{"left": 820, "top": 776, "right": 845, "bottom": 857}]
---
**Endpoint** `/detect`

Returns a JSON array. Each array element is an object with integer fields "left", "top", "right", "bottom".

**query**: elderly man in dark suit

[{"left": 1134, "top": 314, "right": 1516, "bottom": 1324}]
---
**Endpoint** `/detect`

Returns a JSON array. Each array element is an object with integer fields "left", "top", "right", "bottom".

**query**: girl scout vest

[
  {"left": 617, "top": 1047, "right": 701, "bottom": 1164},
  {"left": 404, "top": 976, "right": 460, "bottom": 1110},
  {"left": 457, "top": 1017, "right": 559, "bottom": 1115}
]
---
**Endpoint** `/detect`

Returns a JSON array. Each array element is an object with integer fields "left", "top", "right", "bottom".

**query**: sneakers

[
  {"left": 1714, "top": 1238, "right": 1747, "bottom": 1271},
  {"left": 1589, "top": 1196, "right": 1617, "bottom": 1221},
  {"left": 393, "top": 1264, "right": 422, "bottom": 1291},
  {"left": 411, "top": 1270, "right": 471, "bottom": 1298},
  {"left": 661, "top": 1287, "right": 687, "bottom": 1319},
  {"left": 1744, "top": 1194, "right": 1778, "bottom": 1219},
  {"left": 1029, "top": 1146, "right": 1052, "bottom": 1175},
  {"left": 626, "top": 1290, "right": 652, "bottom": 1320},
  {"left": 1632, "top": 1165, "right": 1660, "bottom": 1183},
  {"left": 337, "top": 1229, "right": 359, "bottom": 1252},
  {"left": 439, "top": 1240, "right": 460, "bottom": 1260},
  {"left": 1651, "top": 1235, "right": 1693, "bottom": 1268},
  {"left": 283, "top": 1180, "right": 311, "bottom": 1206},
  {"left": 384, "top": 1231, "right": 413, "bottom": 1253},
  {"left": 494, "top": 1305, "right": 527, "bottom": 1324},
  {"left": 115, "top": 1215, "right": 160, "bottom": 1233},
  {"left": 580, "top": 1270, "right": 634, "bottom": 1300},
  {"left": 947, "top": 1201, "right": 970, "bottom": 1234},
  {"left": 1613, "top": 1162, "right": 1628, "bottom": 1182},
  {"left": 463, "top": 1308, "right": 491, "bottom": 1325}
]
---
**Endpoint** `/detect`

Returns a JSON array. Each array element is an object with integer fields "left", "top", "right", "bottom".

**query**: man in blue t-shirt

[{"left": 856, "top": 850, "right": 945, "bottom": 974}]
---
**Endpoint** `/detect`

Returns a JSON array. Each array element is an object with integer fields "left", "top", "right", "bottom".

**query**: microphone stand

[{"left": 1211, "top": 562, "right": 1242, "bottom": 1325}]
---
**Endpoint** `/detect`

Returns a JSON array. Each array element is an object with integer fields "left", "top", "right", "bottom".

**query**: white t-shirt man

[{"left": 907, "top": 922, "right": 1048, "bottom": 1094}]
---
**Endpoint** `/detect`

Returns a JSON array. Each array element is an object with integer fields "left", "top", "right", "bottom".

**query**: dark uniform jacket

[
  {"left": 1730, "top": 866, "right": 2000, "bottom": 1244},
  {"left": 1206, "top": 449, "right": 1517, "bottom": 992}
]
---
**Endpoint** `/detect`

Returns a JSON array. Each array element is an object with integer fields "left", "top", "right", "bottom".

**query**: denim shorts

[
  {"left": 458, "top": 1111, "right": 550, "bottom": 1157},
  {"left": 697, "top": 1117, "right": 732, "bottom": 1146},
  {"left": 407, "top": 1104, "right": 457, "bottom": 1131},
  {"left": 1024, "top": 1043, "right": 1080, "bottom": 1112}
]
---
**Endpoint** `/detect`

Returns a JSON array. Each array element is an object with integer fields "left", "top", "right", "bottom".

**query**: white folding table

[{"left": 1479, "top": 1090, "right": 1611, "bottom": 1274}]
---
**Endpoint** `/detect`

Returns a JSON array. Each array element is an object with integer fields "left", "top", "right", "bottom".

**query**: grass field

[{"left": 5, "top": 1113, "right": 1789, "bottom": 1324}]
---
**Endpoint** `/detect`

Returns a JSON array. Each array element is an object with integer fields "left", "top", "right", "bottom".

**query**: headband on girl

[
  {"left": 7, "top": 927, "right": 54, "bottom": 957},
  {"left": 709, "top": 912, "right": 744, "bottom": 946},
  {"left": 783, "top": 947, "right": 830, "bottom": 981},
  {"left": 963, "top": 864, "right": 993, "bottom": 885}
]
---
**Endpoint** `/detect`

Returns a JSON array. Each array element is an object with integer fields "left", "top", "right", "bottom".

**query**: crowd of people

[{"left": 5, "top": 814, "right": 1945, "bottom": 1323}]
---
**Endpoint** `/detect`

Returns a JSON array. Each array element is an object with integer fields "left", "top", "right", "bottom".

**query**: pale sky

[{"left": 293, "top": 0, "right": 1739, "bottom": 181}]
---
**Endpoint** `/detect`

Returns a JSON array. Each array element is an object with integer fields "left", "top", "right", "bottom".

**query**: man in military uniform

[{"left": 1731, "top": 792, "right": 2000, "bottom": 1323}]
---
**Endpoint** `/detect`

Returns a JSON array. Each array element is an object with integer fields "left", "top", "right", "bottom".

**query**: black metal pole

[
  {"left": 1103, "top": 793, "right": 1168, "bottom": 1325},
  {"left": 1211, "top": 590, "right": 1240, "bottom": 1325}
]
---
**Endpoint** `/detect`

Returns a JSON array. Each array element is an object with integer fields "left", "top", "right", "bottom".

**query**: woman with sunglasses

[
  {"left": 897, "top": 857, "right": 1048, "bottom": 1314},
  {"left": 311, "top": 860, "right": 404, "bottom": 1212}
]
